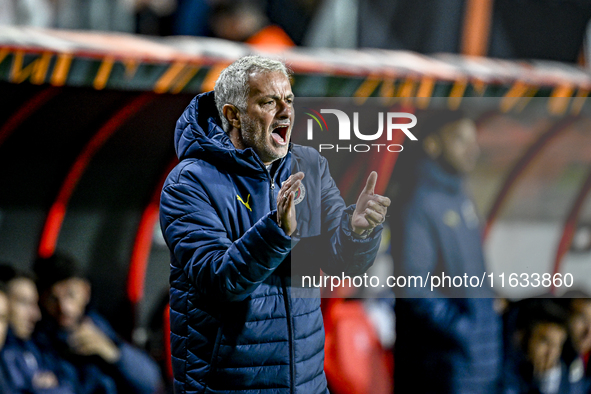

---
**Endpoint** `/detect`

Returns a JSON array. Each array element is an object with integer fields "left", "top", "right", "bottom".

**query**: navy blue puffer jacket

[
  {"left": 159, "top": 92, "right": 382, "bottom": 394},
  {"left": 392, "top": 159, "right": 502, "bottom": 394}
]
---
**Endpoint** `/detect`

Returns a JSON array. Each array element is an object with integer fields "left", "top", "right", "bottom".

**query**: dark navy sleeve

[
  {"left": 1, "top": 346, "right": 35, "bottom": 392},
  {"left": 89, "top": 312, "right": 162, "bottom": 394},
  {"left": 160, "top": 172, "right": 292, "bottom": 302},
  {"left": 316, "top": 154, "right": 383, "bottom": 276},
  {"left": 112, "top": 344, "right": 162, "bottom": 394},
  {"left": 0, "top": 346, "right": 78, "bottom": 394},
  {"left": 0, "top": 359, "right": 14, "bottom": 394}
]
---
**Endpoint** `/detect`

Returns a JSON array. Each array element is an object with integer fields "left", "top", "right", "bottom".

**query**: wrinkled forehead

[{"left": 246, "top": 70, "right": 293, "bottom": 99}]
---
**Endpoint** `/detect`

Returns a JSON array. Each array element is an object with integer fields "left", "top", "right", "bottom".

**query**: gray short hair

[{"left": 214, "top": 55, "right": 291, "bottom": 132}]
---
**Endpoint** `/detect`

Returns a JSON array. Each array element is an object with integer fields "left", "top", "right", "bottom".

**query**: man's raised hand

[
  {"left": 277, "top": 172, "right": 305, "bottom": 236},
  {"left": 351, "top": 171, "right": 391, "bottom": 235}
]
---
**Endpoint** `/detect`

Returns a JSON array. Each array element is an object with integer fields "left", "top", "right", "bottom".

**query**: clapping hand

[{"left": 276, "top": 172, "right": 305, "bottom": 236}]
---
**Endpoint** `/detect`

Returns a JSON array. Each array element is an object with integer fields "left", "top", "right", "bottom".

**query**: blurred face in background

[
  {"left": 425, "top": 118, "right": 480, "bottom": 175},
  {"left": 569, "top": 299, "right": 591, "bottom": 355},
  {"left": 210, "top": 3, "right": 264, "bottom": 42},
  {"left": 438, "top": 119, "right": 480, "bottom": 174},
  {"left": 0, "top": 291, "right": 9, "bottom": 348},
  {"left": 41, "top": 278, "right": 90, "bottom": 331},
  {"left": 8, "top": 278, "right": 41, "bottom": 340},
  {"left": 527, "top": 322, "right": 567, "bottom": 374}
]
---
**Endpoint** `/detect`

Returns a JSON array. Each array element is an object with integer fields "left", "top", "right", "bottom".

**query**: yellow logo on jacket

[
  {"left": 237, "top": 194, "right": 252, "bottom": 211},
  {"left": 443, "top": 210, "right": 460, "bottom": 228}
]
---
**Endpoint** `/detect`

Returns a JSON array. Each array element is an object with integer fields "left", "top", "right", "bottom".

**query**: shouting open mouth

[{"left": 271, "top": 125, "right": 289, "bottom": 145}]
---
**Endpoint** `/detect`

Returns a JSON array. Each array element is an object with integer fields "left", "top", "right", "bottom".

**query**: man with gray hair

[{"left": 160, "top": 55, "right": 390, "bottom": 393}]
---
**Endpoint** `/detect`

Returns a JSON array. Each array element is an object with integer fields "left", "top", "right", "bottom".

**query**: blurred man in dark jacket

[
  {"left": 159, "top": 55, "right": 389, "bottom": 394},
  {"left": 391, "top": 110, "right": 502, "bottom": 394},
  {"left": 33, "top": 253, "right": 162, "bottom": 394},
  {"left": 0, "top": 280, "right": 14, "bottom": 392},
  {"left": 503, "top": 298, "right": 586, "bottom": 394},
  {"left": 556, "top": 292, "right": 591, "bottom": 394},
  {"left": 0, "top": 266, "right": 78, "bottom": 394}
]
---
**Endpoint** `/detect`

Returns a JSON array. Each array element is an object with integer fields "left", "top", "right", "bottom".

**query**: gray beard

[{"left": 241, "top": 116, "right": 283, "bottom": 164}]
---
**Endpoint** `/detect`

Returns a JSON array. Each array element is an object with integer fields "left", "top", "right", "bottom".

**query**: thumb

[{"left": 362, "top": 171, "right": 378, "bottom": 195}]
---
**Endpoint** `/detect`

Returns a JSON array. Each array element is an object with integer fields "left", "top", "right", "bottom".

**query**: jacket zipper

[
  {"left": 268, "top": 168, "right": 276, "bottom": 211},
  {"left": 268, "top": 164, "right": 295, "bottom": 393},
  {"left": 282, "top": 277, "right": 295, "bottom": 394}
]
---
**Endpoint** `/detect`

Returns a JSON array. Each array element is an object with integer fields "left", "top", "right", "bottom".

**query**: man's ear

[
  {"left": 423, "top": 134, "right": 442, "bottom": 159},
  {"left": 223, "top": 104, "right": 241, "bottom": 130}
]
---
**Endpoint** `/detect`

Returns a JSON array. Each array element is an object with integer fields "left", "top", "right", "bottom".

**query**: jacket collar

[{"left": 418, "top": 158, "right": 463, "bottom": 194}]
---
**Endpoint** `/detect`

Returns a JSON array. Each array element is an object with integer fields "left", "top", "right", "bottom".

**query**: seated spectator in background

[
  {"left": 557, "top": 292, "right": 591, "bottom": 393},
  {"left": 33, "top": 253, "right": 162, "bottom": 394},
  {"left": 0, "top": 265, "right": 77, "bottom": 393},
  {"left": 0, "top": 282, "right": 8, "bottom": 347},
  {"left": 503, "top": 299, "right": 586, "bottom": 394},
  {"left": 210, "top": 0, "right": 295, "bottom": 49},
  {"left": 171, "top": 0, "right": 210, "bottom": 36},
  {"left": 0, "top": 280, "right": 14, "bottom": 392}
]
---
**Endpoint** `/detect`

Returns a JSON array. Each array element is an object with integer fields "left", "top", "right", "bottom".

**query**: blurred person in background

[
  {"left": 209, "top": 0, "right": 294, "bottom": 49},
  {"left": 264, "top": 0, "right": 317, "bottom": 46},
  {"left": 503, "top": 299, "right": 586, "bottom": 394},
  {"left": 0, "top": 264, "right": 78, "bottom": 393},
  {"left": 556, "top": 292, "right": 591, "bottom": 393},
  {"left": 171, "top": 0, "right": 314, "bottom": 43},
  {"left": 134, "top": 0, "right": 177, "bottom": 35},
  {"left": 0, "top": 280, "right": 14, "bottom": 392},
  {"left": 171, "top": 0, "right": 210, "bottom": 36},
  {"left": 33, "top": 253, "right": 163, "bottom": 394},
  {"left": 390, "top": 110, "right": 502, "bottom": 394}
]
